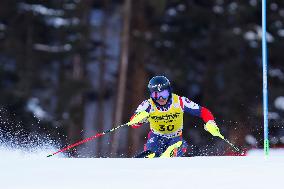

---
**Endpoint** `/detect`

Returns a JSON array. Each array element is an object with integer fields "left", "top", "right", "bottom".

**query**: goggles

[{"left": 151, "top": 90, "right": 170, "bottom": 100}]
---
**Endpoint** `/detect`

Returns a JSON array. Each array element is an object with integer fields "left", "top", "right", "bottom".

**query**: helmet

[
  {"left": 148, "top": 76, "right": 172, "bottom": 102},
  {"left": 148, "top": 76, "right": 171, "bottom": 93}
]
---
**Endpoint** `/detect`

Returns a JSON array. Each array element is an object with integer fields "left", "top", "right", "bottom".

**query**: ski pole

[
  {"left": 47, "top": 111, "right": 149, "bottom": 157},
  {"left": 47, "top": 123, "right": 127, "bottom": 157},
  {"left": 215, "top": 133, "right": 244, "bottom": 155},
  {"left": 222, "top": 138, "right": 244, "bottom": 155}
]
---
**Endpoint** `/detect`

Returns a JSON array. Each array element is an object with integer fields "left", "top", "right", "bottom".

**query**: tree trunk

[
  {"left": 126, "top": 0, "right": 149, "bottom": 157},
  {"left": 111, "top": 0, "right": 132, "bottom": 156}
]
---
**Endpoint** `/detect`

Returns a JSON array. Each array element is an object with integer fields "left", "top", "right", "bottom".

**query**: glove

[
  {"left": 129, "top": 111, "right": 149, "bottom": 128},
  {"left": 129, "top": 114, "right": 142, "bottom": 128},
  {"left": 204, "top": 120, "right": 224, "bottom": 139}
]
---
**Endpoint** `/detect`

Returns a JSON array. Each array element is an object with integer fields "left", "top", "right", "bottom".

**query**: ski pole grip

[{"left": 127, "top": 111, "right": 149, "bottom": 126}]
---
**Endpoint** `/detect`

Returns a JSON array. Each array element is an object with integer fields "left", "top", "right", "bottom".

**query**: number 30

[{"left": 159, "top": 125, "right": 174, "bottom": 131}]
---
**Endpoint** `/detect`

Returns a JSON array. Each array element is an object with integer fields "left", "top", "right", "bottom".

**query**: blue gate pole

[{"left": 262, "top": 0, "right": 269, "bottom": 156}]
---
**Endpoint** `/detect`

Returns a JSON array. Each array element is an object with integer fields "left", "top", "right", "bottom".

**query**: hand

[
  {"left": 131, "top": 123, "right": 143, "bottom": 129},
  {"left": 129, "top": 112, "right": 148, "bottom": 128},
  {"left": 204, "top": 120, "right": 224, "bottom": 139}
]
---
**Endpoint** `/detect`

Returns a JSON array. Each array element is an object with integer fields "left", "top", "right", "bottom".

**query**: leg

[
  {"left": 134, "top": 150, "right": 155, "bottom": 158},
  {"left": 177, "top": 139, "right": 188, "bottom": 157},
  {"left": 165, "top": 136, "right": 188, "bottom": 157},
  {"left": 143, "top": 131, "right": 168, "bottom": 157},
  {"left": 160, "top": 140, "right": 183, "bottom": 157},
  {"left": 133, "top": 131, "right": 158, "bottom": 158}
]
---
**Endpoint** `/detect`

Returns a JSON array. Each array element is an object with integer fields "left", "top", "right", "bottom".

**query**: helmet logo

[{"left": 157, "top": 84, "right": 162, "bottom": 91}]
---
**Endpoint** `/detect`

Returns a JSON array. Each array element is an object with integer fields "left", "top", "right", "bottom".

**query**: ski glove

[
  {"left": 128, "top": 111, "right": 149, "bottom": 128},
  {"left": 130, "top": 114, "right": 143, "bottom": 128},
  {"left": 204, "top": 120, "right": 224, "bottom": 139}
]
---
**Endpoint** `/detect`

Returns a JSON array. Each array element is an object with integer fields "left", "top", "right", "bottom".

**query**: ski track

[{"left": 0, "top": 149, "right": 283, "bottom": 189}]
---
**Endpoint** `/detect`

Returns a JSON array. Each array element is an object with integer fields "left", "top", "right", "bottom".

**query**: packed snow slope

[{"left": 0, "top": 150, "right": 283, "bottom": 189}]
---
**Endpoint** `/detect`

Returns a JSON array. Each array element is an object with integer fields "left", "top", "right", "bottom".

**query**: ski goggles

[{"left": 151, "top": 90, "right": 170, "bottom": 100}]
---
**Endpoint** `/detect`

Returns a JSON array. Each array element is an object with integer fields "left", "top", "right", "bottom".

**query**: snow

[
  {"left": 45, "top": 17, "right": 80, "bottom": 28},
  {"left": 18, "top": 3, "right": 64, "bottom": 16},
  {"left": 243, "top": 26, "right": 274, "bottom": 43},
  {"left": 278, "top": 29, "right": 284, "bottom": 37},
  {"left": 33, "top": 43, "right": 72, "bottom": 53},
  {"left": 213, "top": 5, "right": 224, "bottom": 14},
  {"left": 256, "top": 27, "right": 274, "bottom": 43},
  {"left": 26, "top": 97, "right": 49, "bottom": 120},
  {"left": 280, "top": 136, "right": 284, "bottom": 144},
  {"left": 0, "top": 23, "right": 6, "bottom": 31},
  {"left": 249, "top": 0, "right": 258, "bottom": 7},
  {"left": 244, "top": 134, "right": 258, "bottom": 146},
  {"left": 274, "top": 96, "right": 284, "bottom": 111},
  {"left": 228, "top": 2, "right": 238, "bottom": 13},
  {"left": 247, "top": 148, "right": 284, "bottom": 156},
  {"left": 90, "top": 9, "right": 104, "bottom": 27},
  {"left": 160, "top": 24, "right": 170, "bottom": 32},
  {"left": 166, "top": 8, "right": 177, "bottom": 17},
  {"left": 63, "top": 3, "right": 77, "bottom": 10},
  {"left": 244, "top": 31, "right": 256, "bottom": 41},
  {"left": 176, "top": 4, "right": 186, "bottom": 12},
  {"left": 269, "top": 68, "right": 284, "bottom": 80},
  {"left": 0, "top": 147, "right": 283, "bottom": 189},
  {"left": 270, "top": 3, "right": 278, "bottom": 11},
  {"left": 280, "top": 9, "right": 284, "bottom": 17},
  {"left": 0, "top": 146, "right": 64, "bottom": 159},
  {"left": 232, "top": 27, "right": 242, "bottom": 35},
  {"left": 268, "top": 111, "right": 280, "bottom": 120}
]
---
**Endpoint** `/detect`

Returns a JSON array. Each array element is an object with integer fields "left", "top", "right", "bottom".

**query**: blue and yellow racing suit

[{"left": 132, "top": 93, "right": 214, "bottom": 157}]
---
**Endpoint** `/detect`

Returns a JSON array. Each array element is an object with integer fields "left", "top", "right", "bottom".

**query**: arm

[
  {"left": 181, "top": 96, "right": 222, "bottom": 137},
  {"left": 181, "top": 96, "right": 214, "bottom": 122},
  {"left": 130, "top": 100, "right": 151, "bottom": 128}
]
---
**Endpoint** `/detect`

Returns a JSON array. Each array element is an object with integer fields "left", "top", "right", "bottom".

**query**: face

[
  {"left": 156, "top": 97, "right": 168, "bottom": 105},
  {"left": 151, "top": 90, "right": 170, "bottom": 106}
]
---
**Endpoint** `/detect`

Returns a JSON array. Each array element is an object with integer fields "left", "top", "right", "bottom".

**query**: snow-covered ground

[{"left": 0, "top": 148, "right": 283, "bottom": 189}]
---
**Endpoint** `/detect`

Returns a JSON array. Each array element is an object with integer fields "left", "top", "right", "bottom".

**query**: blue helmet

[{"left": 148, "top": 76, "right": 171, "bottom": 93}]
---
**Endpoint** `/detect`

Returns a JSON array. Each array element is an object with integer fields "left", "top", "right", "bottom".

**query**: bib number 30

[{"left": 159, "top": 125, "right": 174, "bottom": 131}]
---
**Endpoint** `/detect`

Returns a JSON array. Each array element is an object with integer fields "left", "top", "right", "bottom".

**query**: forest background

[{"left": 0, "top": 0, "right": 284, "bottom": 157}]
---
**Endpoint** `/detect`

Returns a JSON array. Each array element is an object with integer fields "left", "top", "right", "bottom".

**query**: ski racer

[{"left": 130, "top": 76, "right": 222, "bottom": 157}]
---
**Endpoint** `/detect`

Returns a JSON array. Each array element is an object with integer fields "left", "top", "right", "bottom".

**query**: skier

[{"left": 130, "top": 76, "right": 222, "bottom": 158}]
